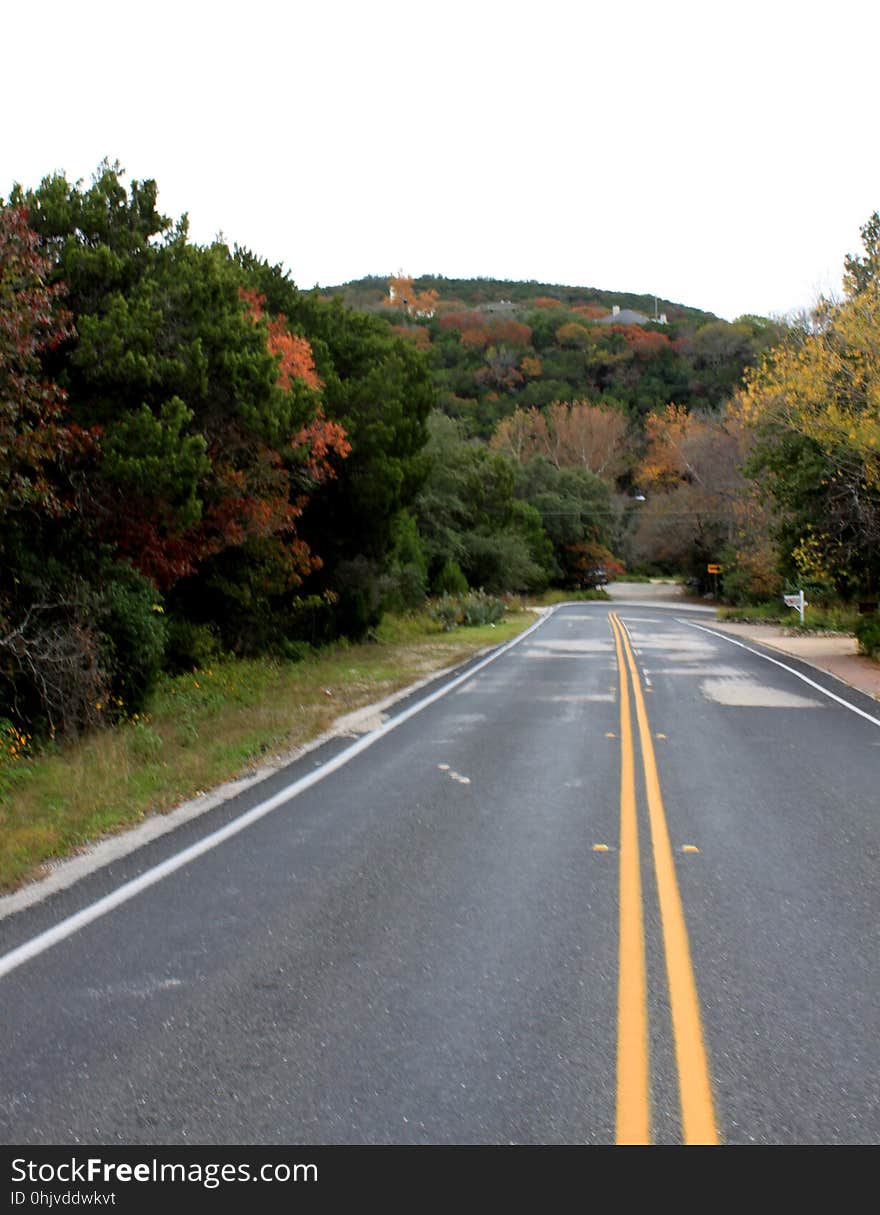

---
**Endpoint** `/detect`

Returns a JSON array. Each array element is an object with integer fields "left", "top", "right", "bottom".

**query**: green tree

[
  {"left": 413, "top": 413, "right": 551, "bottom": 593},
  {"left": 9, "top": 166, "right": 350, "bottom": 655},
  {"left": 514, "top": 457, "right": 616, "bottom": 585}
]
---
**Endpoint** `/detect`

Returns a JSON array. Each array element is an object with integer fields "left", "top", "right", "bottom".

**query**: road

[{"left": 1, "top": 600, "right": 878, "bottom": 1145}]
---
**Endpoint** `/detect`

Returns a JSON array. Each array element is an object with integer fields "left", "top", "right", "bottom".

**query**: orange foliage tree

[
  {"left": 186, "top": 288, "right": 354, "bottom": 595},
  {"left": 386, "top": 273, "right": 438, "bottom": 318},
  {"left": 491, "top": 400, "right": 630, "bottom": 485},
  {"left": 612, "top": 325, "right": 672, "bottom": 359},
  {"left": 240, "top": 288, "right": 321, "bottom": 391},
  {"left": 389, "top": 324, "right": 431, "bottom": 351},
  {"left": 629, "top": 401, "right": 776, "bottom": 593},
  {"left": 572, "top": 303, "right": 607, "bottom": 320},
  {"left": 555, "top": 321, "right": 593, "bottom": 348}
]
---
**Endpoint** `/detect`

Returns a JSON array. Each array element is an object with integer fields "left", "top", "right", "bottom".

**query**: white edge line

[
  {"left": 0, "top": 606, "right": 559, "bottom": 981},
  {"left": 682, "top": 619, "right": 880, "bottom": 730}
]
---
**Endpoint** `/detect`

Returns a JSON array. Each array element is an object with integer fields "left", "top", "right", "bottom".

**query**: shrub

[
  {"left": 855, "top": 612, "right": 880, "bottom": 660},
  {"left": 0, "top": 601, "right": 108, "bottom": 738},
  {"left": 94, "top": 564, "right": 167, "bottom": 713},
  {"left": 428, "top": 591, "right": 506, "bottom": 631},
  {"left": 382, "top": 512, "right": 428, "bottom": 612},
  {"left": 278, "top": 637, "right": 313, "bottom": 663},
  {"left": 164, "top": 618, "right": 223, "bottom": 673},
  {"left": 331, "top": 556, "right": 384, "bottom": 639},
  {"left": 433, "top": 558, "right": 468, "bottom": 596}
]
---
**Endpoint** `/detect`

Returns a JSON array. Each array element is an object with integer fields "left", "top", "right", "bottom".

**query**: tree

[
  {"left": 0, "top": 205, "right": 76, "bottom": 517},
  {"left": 491, "top": 400, "right": 630, "bottom": 485},
  {"left": 490, "top": 406, "right": 546, "bottom": 465},
  {"left": 555, "top": 321, "right": 593, "bottom": 349},
  {"left": 10, "top": 166, "right": 355, "bottom": 650},
  {"left": 386, "top": 272, "right": 438, "bottom": 318},
  {"left": 844, "top": 211, "right": 880, "bottom": 297},
  {"left": 738, "top": 300, "right": 880, "bottom": 595},
  {"left": 629, "top": 403, "right": 759, "bottom": 590},
  {"left": 413, "top": 413, "right": 551, "bottom": 593},
  {"left": 733, "top": 213, "right": 880, "bottom": 597},
  {"left": 514, "top": 456, "right": 618, "bottom": 586}
]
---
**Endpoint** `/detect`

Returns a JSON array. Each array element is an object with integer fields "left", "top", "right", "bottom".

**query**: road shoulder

[
  {"left": 0, "top": 611, "right": 550, "bottom": 922},
  {"left": 706, "top": 621, "right": 880, "bottom": 701}
]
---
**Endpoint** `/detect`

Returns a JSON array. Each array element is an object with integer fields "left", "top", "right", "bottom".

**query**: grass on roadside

[
  {"left": 527, "top": 588, "right": 610, "bottom": 606},
  {"left": 716, "top": 602, "right": 862, "bottom": 633},
  {"left": 0, "top": 609, "right": 533, "bottom": 894},
  {"left": 614, "top": 573, "right": 679, "bottom": 584}
]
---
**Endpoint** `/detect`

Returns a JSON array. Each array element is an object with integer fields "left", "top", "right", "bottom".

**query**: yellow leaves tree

[
  {"left": 738, "top": 292, "right": 880, "bottom": 492},
  {"left": 736, "top": 218, "right": 880, "bottom": 595}
]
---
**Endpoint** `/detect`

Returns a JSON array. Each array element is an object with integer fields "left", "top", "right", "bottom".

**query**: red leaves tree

[
  {"left": 223, "top": 288, "right": 351, "bottom": 591},
  {"left": 611, "top": 325, "right": 672, "bottom": 360},
  {"left": 107, "top": 288, "right": 353, "bottom": 594},
  {"left": 0, "top": 206, "right": 78, "bottom": 516}
]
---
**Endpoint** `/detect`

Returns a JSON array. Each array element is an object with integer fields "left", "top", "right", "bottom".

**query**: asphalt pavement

[{"left": 1, "top": 597, "right": 877, "bottom": 1144}]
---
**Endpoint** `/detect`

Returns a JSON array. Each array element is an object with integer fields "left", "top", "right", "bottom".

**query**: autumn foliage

[
  {"left": 734, "top": 216, "right": 880, "bottom": 594},
  {"left": 1, "top": 167, "right": 436, "bottom": 737},
  {"left": 241, "top": 288, "right": 322, "bottom": 391},
  {"left": 492, "top": 400, "right": 629, "bottom": 483},
  {"left": 386, "top": 273, "right": 439, "bottom": 318},
  {"left": 0, "top": 206, "right": 78, "bottom": 516}
]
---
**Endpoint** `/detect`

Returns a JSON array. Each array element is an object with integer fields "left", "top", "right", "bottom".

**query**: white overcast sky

[{"left": 3, "top": 0, "right": 877, "bottom": 321}]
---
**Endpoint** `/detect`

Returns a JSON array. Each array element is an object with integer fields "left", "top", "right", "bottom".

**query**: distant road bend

[{"left": 1, "top": 589, "right": 878, "bottom": 1144}]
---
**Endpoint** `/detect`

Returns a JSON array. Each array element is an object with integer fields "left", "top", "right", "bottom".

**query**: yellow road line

[
  {"left": 610, "top": 613, "right": 650, "bottom": 1144},
  {"left": 616, "top": 615, "right": 719, "bottom": 1145}
]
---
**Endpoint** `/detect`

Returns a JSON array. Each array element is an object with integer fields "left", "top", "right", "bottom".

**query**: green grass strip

[{"left": 0, "top": 611, "right": 533, "bottom": 894}]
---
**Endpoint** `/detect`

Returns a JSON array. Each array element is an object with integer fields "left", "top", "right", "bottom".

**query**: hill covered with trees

[{"left": 326, "top": 272, "right": 784, "bottom": 438}]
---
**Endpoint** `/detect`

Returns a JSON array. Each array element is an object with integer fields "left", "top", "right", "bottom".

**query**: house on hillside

[
  {"left": 598, "top": 304, "right": 667, "bottom": 325},
  {"left": 387, "top": 275, "right": 437, "bottom": 318},
  {"left": 478, "top": 300, "right": 519, "bottom": 316}
]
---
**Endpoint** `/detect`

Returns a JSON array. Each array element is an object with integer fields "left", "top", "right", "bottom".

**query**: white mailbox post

[{"left": 783, "top": 589, "right": 806, "bottom": 624}]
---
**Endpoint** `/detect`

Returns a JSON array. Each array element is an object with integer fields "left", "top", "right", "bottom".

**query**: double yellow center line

[{"left": 609, "top": 611, "right": 719, "bottom": 1145}]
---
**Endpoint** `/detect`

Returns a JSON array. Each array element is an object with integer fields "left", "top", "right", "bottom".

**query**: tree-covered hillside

[
  {"left": 326, "top": 273, "right": 785, "bottom": 438},
  {"left": 323, "top": 273, "right": 715, "bottom": 322}
]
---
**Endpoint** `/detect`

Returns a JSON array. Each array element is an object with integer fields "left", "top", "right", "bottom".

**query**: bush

[
  {"left": 164, "top": 618, "right": 223, "bottom": 673},
  {"left": 855, "top": 612, "right": 880, "bottom": 660},
  {"left": 0, "top": 598, "right": 108, "bottom": 739},
  {"left": 462, "top": 531, "right": 547, "bottom": 594},
  {"left": 433, "top": 558, "right": 469, "bottom": 596},
  {"left": 278, "top": 637, "right": 313, "bottom": 663},
  {"left": 95, "top": 564, "right": 167, "bottom": 713},
  {"left": 428, "top": 591, "right": 506, "bottom": 631},
  {"left": 331, "top": 557, "right": 384, "bottom": 639},
  {"left": 382, "top": 512, "right": 428, "bottom": 612}
]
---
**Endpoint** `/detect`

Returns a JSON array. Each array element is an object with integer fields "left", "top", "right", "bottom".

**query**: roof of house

[{"left": 597, "top": 308, "right": 651, "bottom": 325}]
